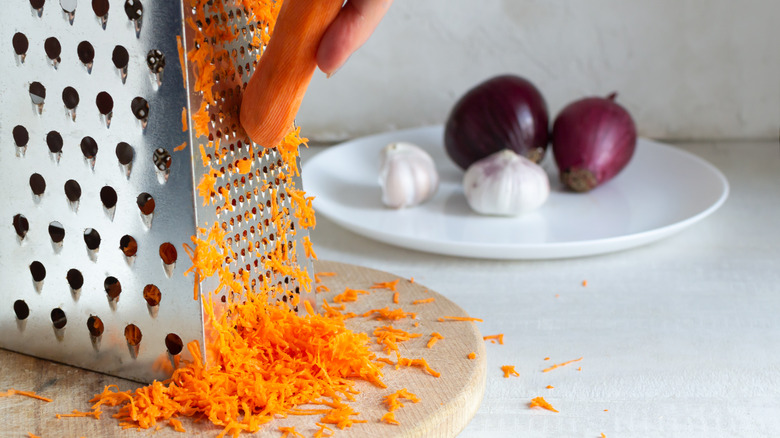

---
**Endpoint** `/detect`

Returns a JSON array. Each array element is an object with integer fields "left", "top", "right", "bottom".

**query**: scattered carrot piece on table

[
  {"left": 412, "top": 297, "right": 435, "bottom": 305},
  {"left": 279, "top": 426, "right": 305, "bottom": 438},
  {"left": 546, "top": 385, "right": 554, "bottom": 389},
  {"left": 543, "top": 357, "right": 583, "bottom": 373},
  {"left": 56, "top": 409, "right": 101, "bottom": 419},
  {"left": 371, "top": 279, "right": 401, "bottom": 291},
  {"left": 381, "top": 412, "right": 399, "bottom": 425},
  {"left": 501, "top": 365, "right": 520, "bottom": 378},
  {"left": 529, "top": 396, "right": 559, "bottom": 412},
  {"left": 426, "top": 332, "right": 444, "bottom": 349},
  {"left": 392, "top": 291, "right": 399, "bottom": 304},
  {"left": 0, "top": 389, "right": 52, "bottom": 402},
  {"left": 483, "top": 334, "right": 504, "bottom": 344},
  {"left": 467, "top": 352, "right": 477, "bottom": 360}
]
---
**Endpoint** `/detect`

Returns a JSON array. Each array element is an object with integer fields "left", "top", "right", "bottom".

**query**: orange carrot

[
  {"left": 174, "top": 142, "right": 187, "bottom": 152},
  {"left": 380, "top": 411, "right": 399, "bottom": 425},
  {"left": 501, "top": 365, "right": 519, "bottom": 378},
  {"left": 412, "top": 297, "right": 434, "bottom": 305},
  {"left": 278, "top": 426, "right": 305, "bottom": 438},
  {"left": 392, "top": 291, "right": 399, "bottom": 304},
  {"left": 240, "top": 0, "right": 344, "bottom": 148},
  {"left": 1, "top": 389, "right": 52, "bottom": 402},
  {"left": 426, "top": 332, "right": 444, "bottom": 349},
  {"left": 467, "top": 352, "right": 476, "bottom": 360},
  {"left": 371, "top": 279, "right": 401, "bottom": 291},
  {"left": 437, "top": 316, "right": 483, "bottom": 322},
  {"left": 56, "top": 409, "right": 101, "bottom": 419},
  {"left": 542, "top": 357, "right": 583, "bottom": 373},
  {"left": 483, "top": 334, "right": 504, "bottom": 345},
  {"left": 530, "top": 396, "right": 558, "bottom": 412},
  {"left": 546, "top": 385, "right": 554, "bottom": 389}
]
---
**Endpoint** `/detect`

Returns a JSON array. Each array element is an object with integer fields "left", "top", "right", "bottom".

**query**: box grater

[{"left": 0, "top": 0, "right": 314, "bottom": 383}]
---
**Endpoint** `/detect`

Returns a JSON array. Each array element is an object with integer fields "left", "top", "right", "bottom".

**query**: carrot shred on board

[
  {"left": 426, "top": 332, "right": 444, "bottom": 349},
  {"left": 371, "top": 279, "right": 400, "bottom": 292},
  {"left": 333, "top": 287, "right": 369, "bottom": 303},
  {"left": 529, "top": 396, "right": 559, "bottom": 412},
  {"left": 315, "top": 284, "right": 330, "bottom": 293},
  {"left": 380, "top": 411, "right": 399, "bottom": 425},
  {"left": 314, "top": 271, "right": 337, "bottom": 283},
  {"left": 278, "top": 426, "right": 305, "bottom": 438},
  {"left": 174, "top": 142, "right": 188, "bottom": 152},
  {"left": 397, "top": 357, "right": 441, "bottom": 377},
  {"left": 28, "top": 433, "right": 41, "bottom": 438},
  {"left": 392, "top": 291, "right": 399, "bottom": 304},
  {"left": 483, "top": 334, "right": 504, "bottom": 345},
  {"left": 543, "top": 357, "right": 583, "bottom": 373},
  {"left": 374, "top": 326, "right": 421, "bottom": 354},
  {"left": 362, "top": 307, "right": 416, "bottom": 321},
  {"left": 546, "top": 385, "right": 554, "bottom": 389},
  {"left": 56, "top": 409, "right": 101, "bottom": 419},
  {"left": 437, "top": 316, "right": 483, "bottom": 322},
  {"left": 467, "top": 352, "right": 476, "bottom": 360},
  {"left": 501, "top": 365, "right": 520, "bottom": 378},
  {"left": 0, "top": 389, "right": 52, "bottom": 402},
  {"left": 544, "top": 357, "right": 550, "bottom": 361},
  {"left": 383, "top": 389, "right": 420, "bottom": 413},
  {"left": 412, "top": 298, "right": 434, "bottom": 305},
  {"left": 169, "top": 418, "right": 186, "bottom": 433}
]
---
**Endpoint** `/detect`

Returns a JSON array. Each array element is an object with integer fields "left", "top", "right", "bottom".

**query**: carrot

[
  {"left": 392, "top": 291, "right": 399, "bottom": 304},
  {"left": 1, "top": 389, "right": 52, "bottom": 402},
  {"left": 437, "top": 316, "right": 483, "bottom": 322},
  {"left": 501, "top": 365, "right": 519, "bottom": 378},
  {"left": 546, "top": 385, "right": 554, "bottom": 389},
  {"left": 240, "top": 0, "right": 344, "bottom": 148},
  {"left": 529, "top": 396, "right": 558, "bottom": 412},
  {"left": 467, "top": 352, "right": 476, "bottom": 360},
  {"left": 483, "top": 334, "right": 504, "bottom": 345},
  {"left": 174, "top": 141, "right": 187, "bottom": 152},
  {"left": 412, "top": 298, "right": 434, "bottom": 305},
  {"left": 380, "top": 411, "right": 399, "bottom": 425},
  {"left": 426, "top": 332, "right": 444, "bottom": 349},
  {"left": 542, "top": 357, "right": 582, "bottom": 373}
]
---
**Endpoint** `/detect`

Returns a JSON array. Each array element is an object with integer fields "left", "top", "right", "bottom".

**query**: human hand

[{"left": 316, "top": 0, "right": 393, "bottom": 76}]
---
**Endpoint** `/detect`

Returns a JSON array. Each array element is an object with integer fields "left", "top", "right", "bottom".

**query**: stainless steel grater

[{"left": 0, "top": 0, "right": 313, "bottom": 383}]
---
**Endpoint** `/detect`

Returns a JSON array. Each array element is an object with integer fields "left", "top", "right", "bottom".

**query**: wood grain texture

[{"left": 1, "top": 260, "right": 486, "bottom": 437}]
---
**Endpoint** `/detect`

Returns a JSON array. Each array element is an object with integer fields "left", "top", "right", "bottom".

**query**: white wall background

[{"left": 297, "top": 0, "right": 780, "bottom": 142}]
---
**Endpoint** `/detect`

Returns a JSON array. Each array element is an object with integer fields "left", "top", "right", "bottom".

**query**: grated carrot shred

[
  {"left": 169, "top": 418, "right": 186, "bottom": 433},
  {"left": 380, "top": 411, "right": 399, "bottom": 425},
  {"left": 542, "top": 357, "right": 583, "bottom": 373},
  {"left": 374, "top": 326, "right": 421, "bottom": 354},
  {"left": 383, "top": 388, "right": 419, "bottom": 414},
  {"left": 56, "top": 409, "right": 101, "bottom": 419},
  {"left": 174, "top": 141, "right": 188, "bottom": 152},
  {"left": 546, "top": 385, "right": 554, "bottom": 389},
  {"left": 362, "top": 307, "right": 416, "bottom": 321},
  {"left": 28, "top": 433, "right": 40, "bottom": 438},
  {"left": 601, "top": 433, "right": 607, "bottom": 437},
  {"left": 530, "top": 396, "right": 558, "bottom": 412},
  {"left": 397, "top": 357, "right": 440, "bottom": 377},
  {"left": 483, "top": 334, "right": 504, "bottom": 345},
  {"left": 467, "top": 352, "right": 476, "bottom": 360},
  {"left": 426, "top": 332, "right": 444, "bottom": 349},
  {"left": 392, "top": 291, "right": 399, "bottom": 304},
  {"left": 371, "top": 279, "right": 400, "bottom": 291},
  {"left": 582, "top": 280, "right": 588, "bottom": 287},
  {"left": 333, "top": 288, "right": 369, "bottom": 303},
  {"left": 1, "top": 389, "right": 52, "bottom": 402},
  {"left": 278, "top": 426, "right": 305, "bottom": 438},
  {"left": 314, "top": 271, "right": 336, "bottom": 283},
  {"left": 412, "top": 298, "right": 434, "bottom": 305},
  {"left": 437, "top": 316, "right": 483, "bottom": 322},
  {"left": 501, "top": 365, "right": 519, "bottom": 378},
  {"left": 181, "top": 107, "right": 188, "bottom": 132}
]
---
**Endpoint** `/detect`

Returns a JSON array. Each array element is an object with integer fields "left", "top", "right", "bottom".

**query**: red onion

[
  {"left": 444, "top": 75, "right": 549, "bottom": 170},
  {"left": 551, "top": 93, "right": 637, "bottom": 192}
]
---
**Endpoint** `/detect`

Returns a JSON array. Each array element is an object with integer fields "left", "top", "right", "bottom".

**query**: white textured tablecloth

[{"left": 301, "top": 140, "right": 780, "bottom": 438}]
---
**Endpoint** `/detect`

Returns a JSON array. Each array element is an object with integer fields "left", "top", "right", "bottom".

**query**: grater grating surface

[{"left": 1, "top": 0, "right": 313, "bottom": 383}]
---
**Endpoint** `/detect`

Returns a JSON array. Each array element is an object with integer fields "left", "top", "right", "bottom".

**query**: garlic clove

[
  {"left": 379, "top": 142, "right": 439, "bottom": 209},
  {"left": 463, "top": 149, "right": 550, "bottom": 216}
]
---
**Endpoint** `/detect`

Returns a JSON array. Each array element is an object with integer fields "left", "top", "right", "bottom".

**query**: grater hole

[
  {"left": 124, "top": 324, "right": 142, "bottom": 346},
  {"left": 83, "top": 228, "right": 101, "bottom": 250},
  {"left": 77, "top": 41, "right": 95, "bottom": 65},
  {"left": 92, "top": 0, "right": 109, "bottom": 17},
  {"left": 64, "top": 179, "right": 81, "bottom": 202},
  {"left": 112, "top": 45, "right": 129, "bottom": 69},
  {"left": 44, "top": 37, "right": 62, "bottom": 61},
  {"left": 14, "top": 300, "right": 30, "bottom": 320},
  {"left": 13, "top": 126, "right": 29, "bottom": 147},
  {"left": 131, "top": 97, "right": 149, "bottom": 120},
  {"left": 104, "top": 276, "right": 121, "bottom": 299},
  {"left": 124, "top": 0, "right": 143, "bottom": 20},
  {"left": 47, "top": 131, "right": 64, "bottom": 153},
  {"left": 67, "top": 269, "right": 84, "bottom": 290},
  {"left": 119, "top": 234, "right": 137, "bottom": 257},
  {"left": 51, "top": 308, "right": 67, "bottom": 329},
  {"left": 165, "top": 333, "right": 183, "bottom": 355},
  {"left": 146, "top": 49, "right": 165, "bottom": 73},
  {"left": 48, "top": 221, "right": 65, "bottom": 243},
  {"left": 159, "top": 242, "right": 177, "bottom": 265},
  {"left": 80, "top": 136, "right": 98, "bottom": 159},
  {"left": 142, "top": 284, "right": 161, "bottom": 306},
  {"left": 100, "top": 186, "right": 117, "bottom": 209},
  {"left": 60, "top": 0, "right": 77, "bottom": 13},
  {"left": 13, "top": 32, "right": 29, "bottom": 56},
  {"left": 11, "top": 215, "right": 29, "bottom": 242},
  {"left": 30, "top": 0, "right": 45, "bottom": 10},
  {"left": 29, "top": 173, "right": 46, "bottom": 196},
  {"left": 136, "top": 193, "right": 155, "bottom": 215},
  {"left": 30, "top": 261, "right": 46, "bottom": 282},
  {"left": 116, "top": 142, "right": 134, "bottom": 165},
  {"left": 96, "top": 91, "right": 114, "bottom": 115},
  {"left": 62, "top": 87, "right": 79, "bottom": 109},
  {"left": 152, "top": 148, "right": 171, "bottom": 171},
  {"left": 29, "top": 82, "right": 46, "bottom": 105},
  {"left": 87, "top": 315, "right": 104, "bottom": 337}
]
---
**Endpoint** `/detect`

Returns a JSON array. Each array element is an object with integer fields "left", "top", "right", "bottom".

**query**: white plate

[{"left": 302, "top": 126, "right": 729, "bottom": 259}]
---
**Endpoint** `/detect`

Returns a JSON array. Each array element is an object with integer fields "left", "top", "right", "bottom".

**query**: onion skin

[
  {"left": 551, "top": 93, "right": 637, "bottom": 192},
  {"left": 444, "top": 75, "right": 549, "bottom": 170}
]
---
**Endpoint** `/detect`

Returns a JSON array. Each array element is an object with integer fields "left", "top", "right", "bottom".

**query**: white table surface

[{"left": 300, "top": 140, "right": 780, "bottom": 438}]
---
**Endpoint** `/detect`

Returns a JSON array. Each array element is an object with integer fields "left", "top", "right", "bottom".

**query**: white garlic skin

[
  {"left": 379, "top": 142, "right": 439, "bottom": 209},
  {"left": 463, "top": 149, "right": 550, "bottom": 216}
]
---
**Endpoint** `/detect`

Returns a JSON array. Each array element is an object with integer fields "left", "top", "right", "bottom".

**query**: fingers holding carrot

[{"left": 317, "top": 0, "right": 394, "bottom": 76}]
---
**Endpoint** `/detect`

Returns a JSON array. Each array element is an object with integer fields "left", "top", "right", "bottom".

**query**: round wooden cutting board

[{"left": 1, "top": 261, "right": 487, "bottom": 437}]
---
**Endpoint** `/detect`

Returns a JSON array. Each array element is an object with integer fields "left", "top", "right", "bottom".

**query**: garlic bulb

[
  {"left": 379, "top": 142, "right": 439, "bottom": 208},
  {"left": 463, "top": 149, "right": 550, "bottom": 216}
]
